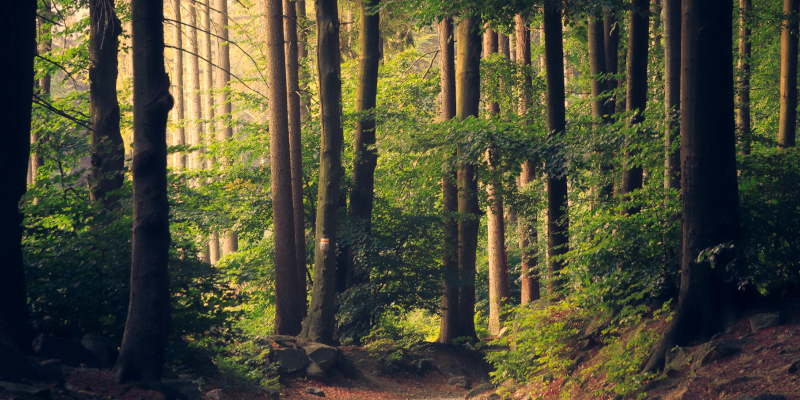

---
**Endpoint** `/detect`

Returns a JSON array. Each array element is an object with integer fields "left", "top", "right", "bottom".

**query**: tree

[
  {"left": 114, "top": 0, "right": 174, "bottom": 382},
  {"left": 201, "top": 0, "right": 220, "bottom": 263},
  {"left": 264, "top": 0, "right": 302, "bottom": 336},
  {"left": 620, "top": 0, "right": 650, "bottom": 208},
  {"left": 738, "top": 0, "right": 752, "bottom": 155},
  {"left": 187, "top": 2, "right": 203, "bottom": 172},
  {"left": 437, "top": 17, "right": 460, "bottom": 343},
  {"left": 31, "top": 1, "right": 52, "bottom": 184},
  {"left": 89, "top": 0, "right": 125, "bottom": 207},
  {"left": 664, "top": 0, "right": 681, "bottom": 188},
  {"left": 348, "top": 0, "right": 381, "bottom": 288},
  {"left": 778, "top": 0, "right": 798, "bottom": 148},
  {"left": 0, "top": 0, "right": 36, "bottom": 350},
  {"left": 171, "top": 0, "right": 186, "bottom": 169},
  {"left": 516, "top": 14, "right": 539, "bottom": 304},
  {"left": 643, "top": 0, "right": 740, "bottom": 372},
  {"left": 301, "top": 0, "right": 345, "bottom": 344},
  {"left": 588, "top": 12, "right": 613, "bottom": 201},
  {"left": 455, "top": 15, "right": 481, "bottom": 340},
  {"left": 543, "top": 0, "right": 568, "bottom": 295},
  {"left": 284, "top": 0, "right": 308, "bottom": 312},
  {"left": 603, "top": 10, "right": 619, "bottom": 117}
]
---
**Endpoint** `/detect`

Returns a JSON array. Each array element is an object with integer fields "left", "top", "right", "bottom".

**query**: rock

[
  {"left": 158, "top": 379, "right": 203, "bottom": 400},
  {"left": 305, "top": 362, "right": 328, "bottom": 384},
  {"left": 0, "top": 341, "right": 61, "bottom": 383},
  {"left": 272, "top": 348, "right": 309, "bottom": 372},
  {"left": 777, "top": 346, "right": 800, "bottom": 355},
  {"left": 465, "top": 383, "right": 496, "bottom": 399},
  {"left": 436, "top": 362, "right": 466, "bottom": 379},
  {"left": 205, "top": 389, "right": 223, "bottom": 400},
  {"left": 31, "top": 334, "right": 103, "bottom": 368},
  {"left": 447, "top": 375, "right": 471, "bottom": 389},
  {"left": 303, "top": 343, "right": 337, "bottom": 371},
  {"left": 753, "top": 393, "right": 787, "bottom": 400},
  {"left": 80, "top": 334, "right": 118, "bottom": 368},
  {"left": 487, "top": 394, "right": 500, "bottom": 400},
  {"left": 304, "top": 387, "right": 324, "bottom": 396},
  {"left": 334, "top": 350, "right": 359, "bottom": 379},
  {"left": 691, "top": 339, "right": 749, "bottom": 369},
  {"left": 785, "top": 357, "right": 800, "bottom": 373},
  {"left": 749, "top": 312, "right": 786, "bottom": 334},
  {"left": 0, "top": 381, "right": 50, "bottom": 397},
  {"left": 665, "top": 347, "right": 691, "bottom": 370}
]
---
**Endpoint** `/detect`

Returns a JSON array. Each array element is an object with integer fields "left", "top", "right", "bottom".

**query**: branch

[
  {"left": 32, "top": 93, "right": 93, "bottom": 131},
  {"left": 403, "top": 50, "right": 439, "bottom": 75},
  {"left": 422, "top": 51, "right": 439, "bottom": 79},
  {"left": 36, "top": 54, "right": 80, "bottom": 86},
  {"left": 164, "top": 44, "right": 268, "bottom": 100}
]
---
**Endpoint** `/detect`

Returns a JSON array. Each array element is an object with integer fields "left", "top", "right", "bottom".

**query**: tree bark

[
  {"left": 589, "top": 14, "right": 614, "bottom": 202},
  {"left": 738, "top": 0, "right": 752, "bottom": 155},
  {"left": 114, "top": 0, "right": 174, "bottom": 382},
  {"left": 516, "top": 14, "right": 539, "bottom": 304},
  {"left": 171, "top": 0, "right": 186, "bottom": 169},
  {"left": 620, "top": 0, "right": 650, "bottom": 209},
  {"left": 347, "top": 0, "right": 381, "bottom": 288},
  {"left": 0, "top": 0, "right": 36, "bottom": 349},
  {"left": 437, "top": 18, "right": 459, "bottom": 344},
  {"left": 187, "top": 3, "right": 203, "bottom": 171},
  {"left": 284, "top": 0, "right": 308, "bottom": 318},
  {"left": 300, "top": 0, "right": 344, "bottom": 344},
  {"left": 603, "top": 11, "right": 619, "bottom": 118},
  {"left": 264, "top": 0, "right": 302, "bottom": 336},
  {"left": 32, "top": 2, "right": 52, "bottom": 182},
  {"left": 296, "top": 0, "right": 310, "bottom": 122},
  {"left": 643, "top": 0, "right": 740, "bottom": 372},
  {"left": 779, "top": 0, "right": 798, "bottom": 148},
  {"left": 200, "top": 0, "right": 219, "bottom": 262},
  {"left": 543, "top": 2, "right": 569, "bottom": 296},
  {"left": 664, "top": 0, "right": 681, "bottom": 189}
]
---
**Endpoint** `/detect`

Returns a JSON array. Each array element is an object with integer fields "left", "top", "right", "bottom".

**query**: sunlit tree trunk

[
  {"left": 0, "top": 0, "right": 36, "bottom": 350},
  {"left": 455, "top": 15, "right": 481, "bottom": 340},
  {"left": 778, "top": 0, "right": 798, "bottom": 148},
  {"left": 543, "top": 1, "right": 568, "bottom": 296},
  {"left": 297, "top": 0, "right": 310, "bottom": 122},
  {"left": 643, "top": 0, "right": 740, "bottom": 372},
  {"left": 171, "top": 0, "right": 186, "bottom": 169},
  {"left": 738, "top": 0, "right": 752, "bottom": 155},
  {"left": 187, "top": 3, "right": 202, "bottom": 172},
  {"left": 437, "top": 18, "right": 459, "bottom": 344},
  {"left": 301, "top": 0, "right": 344, "bottom": 344},
  {"left": 664, "top": 0, "right": 681, "bottom": 189},
  {"left": 199, "top": 0, "right": 219, "bottom": 262},
  {"left": 114, "top": 0, "right": 174, "bottom": 382}
]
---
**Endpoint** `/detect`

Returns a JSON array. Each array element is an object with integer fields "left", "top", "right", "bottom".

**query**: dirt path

[{"left": 281, "top": 371, "right": 470, "bottom": 400}]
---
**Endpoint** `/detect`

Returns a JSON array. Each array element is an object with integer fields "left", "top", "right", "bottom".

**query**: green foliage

[
  {"left": 363, "top": 308, "right": 440, "bottom": 349},
  {"left": 213, "top": 341, "right": 280, "bottom": 389}
]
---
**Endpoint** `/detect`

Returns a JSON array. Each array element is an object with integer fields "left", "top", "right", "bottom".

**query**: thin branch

[
  {"left": 32, "top": 94, "right": 93, "bottom": 131},
  {"left": 165, "top": 44, "right": 269, "bottom": 99},
  {"left": 422, "top": 51, "right": 439, "bottom": 79},
  {"left": 36, "top": 54, "right": 80, "bottom": 86},
  {"left": 403, "top": 50, "right": 439, "bottom": 75}
]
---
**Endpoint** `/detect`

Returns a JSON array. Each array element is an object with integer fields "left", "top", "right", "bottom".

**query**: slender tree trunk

[
  {"left": 214, "top": 0, "right": 238, "bottom": 254},
  {"left": 516, "top": 14, "right": 539, "bottom": 304},
  {"left": 498, "top": 34, "right": 510, "bottom": 59},
  {"left": 664, "top": 0, "right": 681, "bottom": 188},
  {"left": 455, "top": 16, "right": 481, "bottom": 340},
  {"left": 264, "top": 0, "right": 302, "bottom": 336},
  {"left": 300, "top": 0, "right": 344, "bottom": 344},
  {"left": 347, "top": 0, "right": 381, "bottom": 288},
  {"left": 199, "top": 0, "right": 219, "bottom": 262},
  {"left": 187, "top": 3, "right": 203, "bottom": 172},
  {"left": 543, "top": 2, "right": 569, "bottom": 296},
  {"left": 643, "top": 0, "right": 740, "bottom": 372},
  {"left": 0, "top": 0, "right": 36, "bottom": 349},
  {"left": 589, "top": 14, "right": 614, "bottom": 202},
  {"left": 779, "top": 0, "right": 799, "bottom": 148},
  {"left": 438, "top": 18, "right": 459, "bottom": 344},
  {"left": 738, "top": 0, "right": 752, "bottom": 155},
  {"left": 620, "top": 0, "right": 650, "bottom": 209},
  {"left": 114, "top": 0, "right": 174, "bottom": 382},
  {"left": 171, "top": 0, "right": 186, "bottom": 169},
  {"left": 296, "top": 0, "right": 310, "bottom": 122},
  {"left": 89, "top": 0, "right": 125, "bottom": 207},
  {"left": 32, "top": 2, "right": 52, "bottom": 182},
  {"left": 603, "top": 11, "right": 619, "bottom": 119},
  {"left": 284, "top": 0, "right": 308, "bottom": 317}
]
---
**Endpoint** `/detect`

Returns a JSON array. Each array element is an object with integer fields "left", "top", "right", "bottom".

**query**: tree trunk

[
  {"left": 347, "top": 0, "right": 380, "bottom": 288},
  {"left": 620, "top": 0, "right": 650, "bottom": 209},
  {"left": 543, "top": 2, "right": 569, "bottom": 296},
  {"left": 603, "top": 11, "right": 619, "bottom": 118},
  {"left": 264, "top": 0, "right": 302, "bottom": 336},
  {"left": 643, "top": 0, "right": 740, "bottom": 372},
  {"left": 171, "top": 0, "right": 186, "bottom": 169},
  {"left": 187, "top": 4, "right": 203, "bottom": 171},
  {"left": 437, "top": 18, "right": 459, "bottom": 344},
  {"left": 455, "top": 16, "right": 481, "bottom": 340},
  {"left": 284, "top": 0, "right": 308, "bottom": 318},
  {"left": 516, "top": 14, "right": 539, "bottom": 304},
  {"left": 498, "top": 34, "right": 510, "bottom": 59},
  {"left": 32, "top": 2, "right": 52, "bottom": 182},
  {"left": 214, "top": 0, "right": 238, "bottom": 253},
  {"left": 779, "top": 0, "right": 798, "bottom": 148},
  {"left": 114, "top": 0, "right": 174, "bottom": 382},
  {"left": 0, "top": 0, "right": 36, "bottom": 349},
  {"left": 296, "top": 0, "right": 310, "bottom": 122},
  {"left": 199, "top": 0, "right": 219, "bottom": 262},
  {"left": 589, "top": 14, "right": 614, "bottom": 202},
  {"left": 300, "top": 0, "right": 344, "bottom": 344},
  {"left": 664, "top": 0, "right": 681, "bottom": 189},
  {"left": 738, "top": 0, "right": 752, "bottom": 155},
  {"left": 89, "top": 0, "right": 125, "bottom": 208}
]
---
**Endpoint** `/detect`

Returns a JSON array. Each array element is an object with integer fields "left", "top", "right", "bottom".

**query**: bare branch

[
  {"left": 32, "top": 93, "right": 94, "bottom": 131},
  {"left": 164, "top": 44, "right": 269, "bottom": 99}
]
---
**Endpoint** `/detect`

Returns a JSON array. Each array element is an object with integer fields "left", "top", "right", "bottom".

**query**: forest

[{"left": 2, "top": 0, "right": 800, "bottom": 398}]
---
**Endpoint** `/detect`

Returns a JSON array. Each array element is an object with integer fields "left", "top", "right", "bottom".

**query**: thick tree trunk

[
  {"left": 284, "top": 0, "right": 308, "bottom": 317},
  {"left": 347, "top": 0, "right": 381, "bottom": 287},
  {"left": 779, "top": 0, "right": 798, "bottom": 148},
  {"left": 0, "top": 0, "right": 36, "bottom": 349},
  {"left": 516, "top": 14, "right": 539, "bottom": 304},
  {"left": 437, "top": 18, "right": 459, "bottom": 344},
  {"left": 620, "top": 0, "right": 650, "bottom": 208},
  {"left": 664, "top": 0, "right": 681, "bottom": 189},
  {"left": 171, "top": 0, "right": 186, "bottom": 169},
  {"left": 603, "top": 11, "right": 619, "bottom": 118},
  {"left": 89, "top": 0, "right": 125, "bottom": 208},
  {"left": 187, "top": 4, "right": 203, "bottom": 171},
  {"left": 300, "top": 0, "right": 344, "bottom": 344},
  {"left": 264, "top": 0, "right": 302, "bottom": 336},
  {"left": 738, "top": 0, "right": 752, "bottom": 155},
  {"left": 114, "top": 0, "right": 174, "bottom": 382},
  {"left": 643, "top": 0, "right": 740, "bottom": 372},
  {"left": 543, "top": 2, "right": 569, "bottom": 296}
]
